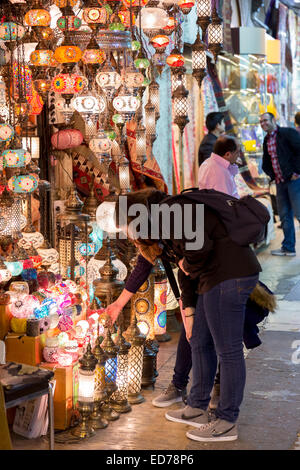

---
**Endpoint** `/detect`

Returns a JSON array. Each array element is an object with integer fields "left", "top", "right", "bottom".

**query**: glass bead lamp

[
  {"left": 51, "top": 72, "right": 86, "bottom": 105},
  {"left": 24, "top": 4, "right": 51, "bottom": 27}
]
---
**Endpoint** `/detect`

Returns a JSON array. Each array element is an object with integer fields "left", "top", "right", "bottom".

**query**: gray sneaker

[
  {"left": 186, "top": 418, "right": 238, "bottom": 442},
  {"left": 271, "top": 248, "right": 296, "bottom": 257},
  {"left": 209, "top": 383, "right": 220, "bottom": 410},
  {"left": 165, "top": 405, "right": 209, "bottom": 428},
  {"left": 152, "top": 383, "right": 187, "bottom": 408}
]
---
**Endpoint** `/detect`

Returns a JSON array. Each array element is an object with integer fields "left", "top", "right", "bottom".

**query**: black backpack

[{"left": 162, "top": 188, "right": 270, "bottom": 247}]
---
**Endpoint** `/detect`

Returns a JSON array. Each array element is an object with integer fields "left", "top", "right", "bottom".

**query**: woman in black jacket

[{"left": 105, "top": 188, "right": 261, "bottom": 442}]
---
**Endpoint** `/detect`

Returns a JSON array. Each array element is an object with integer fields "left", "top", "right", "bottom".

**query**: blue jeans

[
  {"left": 172, "top": 325, "right": 192, "bottom": 390},
  {"left": 187, "top": 275, "right": 258, "bottom": 423},
  {"left": 276, "top": 179, "right": 300, "bottom": 252}
]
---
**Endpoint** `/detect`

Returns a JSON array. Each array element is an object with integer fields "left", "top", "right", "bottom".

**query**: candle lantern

[
  {"left": 72, "top": 343, "right": 98, "bottom": 438},
  {"left": 101, "top": 328, "right": 120, "bottom": 421},
  {"left": 90, "top": 336, "right": 109, "bottom": 429},
  {"left": 110, "top": 322, "right": 131, "bottom": 413},
  {"left": 125, "top": 314, "right": 145, "bottom": 404},
  {"left": 135, "top": 121, "right": 147, "bottom": 166}
]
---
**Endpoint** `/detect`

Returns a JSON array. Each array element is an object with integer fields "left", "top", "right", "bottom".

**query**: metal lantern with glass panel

[
  {"left": 172, "top": 83, "right": 189, "bottom": 135},
  {"left": 145, "top": 100, "right": 156, "bottom": 145},
  {"left": 192, "top": 31, "right": 207, "bottom": 89},
  {"left": 101, "top": 327, "right": 120, "bottom": 421},
  {"left": 90, "top": 336, "right": 109, "bottom": 430},
  {"left": 148, "top": 77, "right": 160, "bottom": 120},
  {"left": 125, "top": 314, "right": 146, "bottom": 404},
  {"left": 110, "top": 322, "right": 132, "bottom": 413},
  {"left": 58, "top": 186, "right": 90, "bottom": 282},
  {"left": 196, "top": 0, "right": 212, "bottom": 38},
  {"left": 135, "top": 120, "right": 147, "bottom": 166},
  {"left": 72, "top": 343, "right": 98, "bottom": 439},
  {"left": 207, "top": 6, "right": 223, "bottom": 61}
]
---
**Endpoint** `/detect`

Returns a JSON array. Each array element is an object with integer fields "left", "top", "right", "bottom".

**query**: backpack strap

[{"left": 160, "top": 258, "right": 181, "bottom": 301}]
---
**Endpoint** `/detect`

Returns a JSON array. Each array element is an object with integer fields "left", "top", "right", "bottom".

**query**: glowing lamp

[
  {"left": 37, "top": 246, "right": 60, "bottom": 266},
  {"left": 113, "top": 87, "right": 140, "bottom": 121},
  {"left": 82, "top": 48, "right": 106, "bottom": 65},
  {"left": 96, "top": 201, "right": 121, "bottom": 234},
  {"left": 134, "top": 56, "right": 150, "bottom": 69},
  {"left": 51, "top": 129, "right": 84, "bottom": 150},
  {"left": 2, "top": 148, "right": 31, "bottom": 168},
  {"left": 167, "top": 51, "right": 185, "bottom": 68},
  {"left": 178, "top": 0, "right": 195, "bottom": 14},
  {"left": 89, "top": 129, "right": 112, "bottom": 154},
  {"left": 96, "top": 67, "right": 122, "bottom": 99},
  {"left": 207, "top": 7, "right": 223, "bottom": 59},
  {"left": 72, "top": 94, "right": 101, "bottom": 115},
  {"left": 109, "top": 23, "right": 125, "bottom": 31},
  {"left": 137, "top": 8, "right": 169, "bottom": 37},
  {"left": 126, "top": 316, "right": 145, "bottom": 404},
  {"left": 136, "top": 123, "right": 146, "bottom": 164},
  {"left": 145, "top": 101, "right": 156, "bottom": 142},
  {"left": 8, "top": 174, "right": 39, "bottom": 194},
  {"left": 54, "top": 41, "right": 82, "bottom": 66},
  {"left": 150, "top": 35, "right": 170, "bottom": 51},
  {"left": 163, "top": 17, "right": 177, "bottom": 35},
  {"left": 83, "top": 7, "right": 108, "bottom": 26},
  {"left": 0, "top": 124, "right": 14, "bottom": 142},
  {"left": 19, "top": 230, "right": 44, "bottom": 250},
  {"left": 124, "top": 69, "right": 145, "bottom": 89},
  {"left": 192, "top": 32, "right": 207, "bottom": 88},
  {"left": 196, "top": 0, "right": 211, "bottom": 17},
  {"left": 119, "top": 157, "right": 130, "bottom": 194},
  {"left": 24, "top": 8, "right": 51, "bottom": 27},
  {"left": 30, "top": 48, "right": 54, "bottom": 67},
  {"left": 57, "top": 16, "right": 82, "bottom": 31},
  {"left": 0, "top": 22, "right": 25, "bottom": 42},
  {"left": 21, "top": 137, "right": 40, "bottom": 160},
  {"left": 5, "top": 261, "right": 23, "bottom": 277},
  {"left": 51, "top": 73, "right": 86, "bottom": 98},
  {"left": 33, "top": 78, "right": 51, "bottom": 99}
]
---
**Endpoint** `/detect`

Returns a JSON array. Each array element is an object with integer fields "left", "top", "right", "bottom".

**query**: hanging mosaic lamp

[
  {"left": 178, "top": 0, "right": 195, "bottom": 15},
  {"left": 51, "top": 72, "right": 86, "bottom": 105},
  {"left": 0, "top": 123, "right": 14, "bottom": 143},
  {"left": 54, "top": 37, "right": 82, "bottom": 72},
  {"left": 150, "top": 35, "right": 170, "bottom": 53},
  {"left": 137, "top": 7, "right": 169, "bottom": 38},
  {"left": 166, "top": 48, "right": 185, "bottom": 68},
  {"left": 2, "top": 148, "right": 31, "bottom": 168},
  {"left": 8, "top": 174, "right": 39, "bottom": 194},
  {"left": 24, "top": 2, "right": 51, "bottom": 27},
  {"left": 82, "top": 37, "right": 106, "bottom": 66},
  {"left": 113, "top": 85, "right": 140, "bottom": 122}
]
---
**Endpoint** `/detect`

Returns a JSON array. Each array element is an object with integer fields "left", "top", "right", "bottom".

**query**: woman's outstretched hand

[{"left": 106, "top": 301, "right": 123, "bottom": 325}]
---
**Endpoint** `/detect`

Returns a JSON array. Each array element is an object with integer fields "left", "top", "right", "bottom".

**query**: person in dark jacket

[
  {"left": 104, "top": 188, "right": 261, "bottom": 442},
  {"left": 260, "top": 112, "right": 300, "bottom": 256},
  {"left": 198, "top": 112, "right": 225, "bottom": 166}
]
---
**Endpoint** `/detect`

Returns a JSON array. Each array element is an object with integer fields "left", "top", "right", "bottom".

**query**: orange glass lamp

[
  {"left": 122, "top": 0, "right": 148, "bottom": 15},
  {"left": 178, "top": 0, "right": 195, "bottom": 14},
  {"left": 51, "top": 72, "right": 86, "bottom": 104},
  {"left": 24, "top": 3, "right": 51, "bottom": 27},
  {"left": 167, "top": 49, "right": 185, "bottom": 68},
  {"left": 54, "top": 38, "right": 82, "bottom": 72},
  {"left": 163, "top": 17, "right": 177, "bottom": 35},
  {"left": 150, "top": 35, "right": 170, "bottom": 53},
  {"left": 83, "top": 2, "right": 109, "bottom": 30}
]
